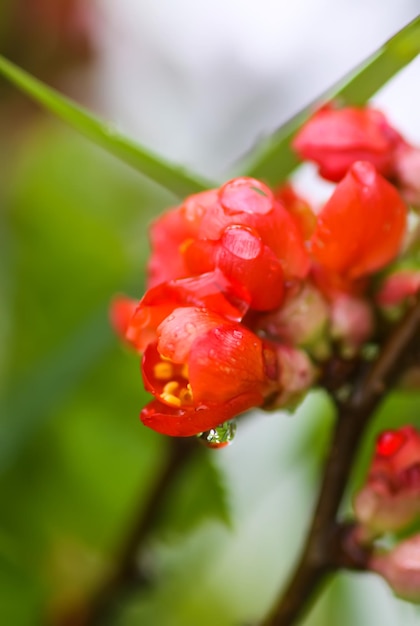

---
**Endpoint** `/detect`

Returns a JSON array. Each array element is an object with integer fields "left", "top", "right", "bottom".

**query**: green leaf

[
  {"left": 156, "top": 451, "right": 232, "bottom": 535},
  {"left": 241, "top": 16, "right": 420, "bottom": 185},
  {"left": 0, "top": 55, "right": 213, "bottom": 198}
]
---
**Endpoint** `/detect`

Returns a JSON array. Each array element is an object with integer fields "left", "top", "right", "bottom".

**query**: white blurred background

[{"left": 94, "top": 0, "right": 420, "bottom": 179}]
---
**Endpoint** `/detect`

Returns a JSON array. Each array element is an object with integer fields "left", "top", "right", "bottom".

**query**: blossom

[
  {"left": 139, "top": 307, "right": 280, "bottom": 436},
  {"left": 353, "top": 426, "right": 420, "bottom": 535},
  {"left": 292, "top": 105, "right": 403, "bottom": 182}
]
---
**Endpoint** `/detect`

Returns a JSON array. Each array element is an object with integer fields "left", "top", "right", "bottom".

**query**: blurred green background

[{"left": 1, "top": 1, "right": 420, "bottom": 625}]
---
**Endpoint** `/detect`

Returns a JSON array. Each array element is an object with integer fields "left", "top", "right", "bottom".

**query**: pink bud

[
  {"left": 371, "top": 536, "right": 420, "bottom": 602},
  {"left": 354, "top": 427, "right": 420, "bottom": 534},
  {"left": 394, "top": 144, "right": 420, "bottom": 208},
  {"left": 330, "top": 294, "right": 374, "bottom": 356}
]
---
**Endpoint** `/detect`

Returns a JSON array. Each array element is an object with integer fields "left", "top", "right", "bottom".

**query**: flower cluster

[
  {"left": 354, "top": 426, "right": 420, "bottom": 535},
  {"left": 353, "top": 426, "right": 420, "bottom": 602},
  {"left": 112, "top": 104, "right": 420, "bottom": 440}
]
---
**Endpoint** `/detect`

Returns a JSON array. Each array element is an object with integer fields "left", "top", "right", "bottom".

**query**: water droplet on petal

[
  {"left": 197, "top": 420, "right": 237, "bottom": 449},
  {"left": 185, "top": 322, "right": 196, "bottom": 333}
]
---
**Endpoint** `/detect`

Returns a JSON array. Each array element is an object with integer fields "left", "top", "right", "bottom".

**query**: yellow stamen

[
  {"left": 163, "top": 381, "right": 179, "bottom": 395},
  {"left": 179, "top": 238, "right": 194, "bottom": 254},
  {"left": 181, "top": 363, "right": 189, "bottom": 379},
  {"left": 153, "top": 362, "right": 174, "bottom": 380},
  {"left": 161, "top": 393, "right": 181, "bottom": 407},
  {"left": 179, "top": 390, "right": 192, "bottom": 403}
]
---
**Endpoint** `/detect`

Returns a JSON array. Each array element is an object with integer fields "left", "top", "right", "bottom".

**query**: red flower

[
  {"left": 293, "top": 105, "right": 403, "bottom": 182},
  {"left": 147, "top": 177, "right": 309, "bottom": 292},
  {"left": 140, "top": 307, "right": 278, "bottom": 436},
  {"left": 354, "top": 426, "right": 420, "bottom": 534},
  {"left": 311, "top": 161, "right": 407, "bottom": 284}
]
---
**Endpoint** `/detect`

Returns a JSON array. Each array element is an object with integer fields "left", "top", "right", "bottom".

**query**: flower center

[{"left": 153, "top": 358, "right": 193, "bottom": 407}]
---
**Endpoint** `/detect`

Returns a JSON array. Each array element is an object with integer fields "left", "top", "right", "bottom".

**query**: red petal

[
  {"left": 188, "top": 324, "right": 265, "bottom": 403},
  {"left": 275, "top": 184, "right": 317, "bottom": 240},
  {"left": 219, "top": 177, "right": 274, "bottom": 215},
  {"left": 157, "top": 307, "right": 228, "bottom": 363},
  {"left": 140, "top": 393, "right": 261, "bottom": 437},
  {"left": 217, "top": 226, "right": 285, "bottom": 310},
  {"left": 126, "top": 272, "right": 249, "bottom": 351},
  {"left": 109, "top": 296, "right": 138, "bottom": 339},
  {"left": 147, "top": 203, "right": 202, "bottom": 288},
  {"left": 293, "top": 106, "right": 403, "bottom": 182},
  {"left": 311, "top": 162, "right": 407, "bottom": 279}
]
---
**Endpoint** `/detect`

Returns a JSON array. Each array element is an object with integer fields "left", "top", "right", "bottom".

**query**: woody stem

[{"left": 263, "top": 295, "right": 420, "bottom": 626}]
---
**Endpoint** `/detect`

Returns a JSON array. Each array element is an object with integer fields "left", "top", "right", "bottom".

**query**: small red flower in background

[
  {"left": 292, "top": 105, "right": 403, "bottom": 182},
  {"left": 354, "top": 426, "right": 420, "bottom": 534}
]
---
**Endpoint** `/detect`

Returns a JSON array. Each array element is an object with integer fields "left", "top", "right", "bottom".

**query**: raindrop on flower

[{"left": 197, "top": 420, "right": 237, "bottom": 449}]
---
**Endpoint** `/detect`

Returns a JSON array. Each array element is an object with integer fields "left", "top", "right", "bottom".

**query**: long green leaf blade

[
  {"left": 0, "top": 55, "right": 212, "bottom": 198},
  {"left": 241, "top": 16, "right": 420, "bottom": 185}
]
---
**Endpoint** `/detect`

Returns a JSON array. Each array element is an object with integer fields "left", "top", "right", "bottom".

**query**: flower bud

[
  {"left": 377, "top": 268, "right": 420, "bottom": 308},
  {"left": 254, "top": 283, "right": 330, "bottom": 359},
  {"left": 371, "top": 535, "right": 420, "bottom": 603},
  {"left": 329, "top": 294, "right": 374, "bottom": 357},
  {"left": 354, "top": 427, "right": 420, "bottom": 534},
  {"left": 394, "top": 144, "right": 420, "bottom": 208}
]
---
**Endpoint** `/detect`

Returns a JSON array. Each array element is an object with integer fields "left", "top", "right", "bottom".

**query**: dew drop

[
  {"left": 208, "top": 348, "right": 217, "bottom": 359},
  {"left": 197, "top": 420, "right": 237, "bottom": 449},
  {"left": 185, "top": 322, "right": 196, "bottom": 333}
]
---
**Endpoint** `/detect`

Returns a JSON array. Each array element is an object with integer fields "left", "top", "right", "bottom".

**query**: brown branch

[
  {"left": 55, "top": 436, "right": 195, "bottom": 626},
  {"left": 262, "top": 296, "right": 420, "bottom": 626}
]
